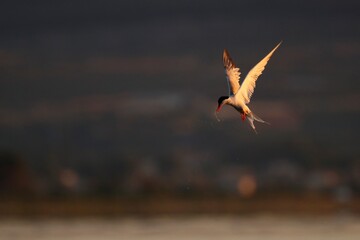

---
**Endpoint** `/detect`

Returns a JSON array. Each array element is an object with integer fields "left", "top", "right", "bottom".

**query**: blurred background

[{"left": 0, "top": 0, "right": 359, "bottom": 239}]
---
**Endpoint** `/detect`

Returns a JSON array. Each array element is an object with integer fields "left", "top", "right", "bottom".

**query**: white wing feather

[
  {"left": 236, "top": 42, "right": 281, "bottom": 103},
  {"left": 223, "top": 49, "right": 241, "bottom": 96}
]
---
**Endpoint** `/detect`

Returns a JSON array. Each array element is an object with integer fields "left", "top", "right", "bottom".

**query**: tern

[{"left": 215, "top": 42, "right": 281, "bottom": 133}]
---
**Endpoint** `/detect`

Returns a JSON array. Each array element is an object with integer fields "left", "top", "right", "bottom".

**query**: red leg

[{"left": 241, "top": 113, "right": 246, "bottom": 121}]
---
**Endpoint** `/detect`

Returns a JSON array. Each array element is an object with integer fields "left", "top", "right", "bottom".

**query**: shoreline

[{"left": 1, "top": 195, "right": 359, "bottom": 218}]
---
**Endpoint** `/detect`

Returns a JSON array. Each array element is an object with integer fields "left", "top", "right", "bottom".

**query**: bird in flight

[{"left": 215, "top": 42, "right": 282, "bottom": 133}]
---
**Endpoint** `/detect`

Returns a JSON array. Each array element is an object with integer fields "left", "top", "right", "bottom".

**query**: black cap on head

[{"left": 217, "top": 96, "right": 229, "bottom": 105}]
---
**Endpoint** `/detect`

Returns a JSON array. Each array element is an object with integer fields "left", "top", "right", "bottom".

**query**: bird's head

[{"left": 216, "top": 96, "right": 229, "bottom": 112}]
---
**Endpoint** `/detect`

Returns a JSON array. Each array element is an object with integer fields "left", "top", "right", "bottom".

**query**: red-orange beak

[{"left": 216, "top": 103, "right": 223, "bottom": 112}]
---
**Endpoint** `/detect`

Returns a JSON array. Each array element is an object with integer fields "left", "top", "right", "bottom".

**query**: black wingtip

[
  {"left": 223, "top": 49, "right": 230, "bottom": 59},
  {"left": 223, "top": 49, "right": 234, "bottom": 69}
]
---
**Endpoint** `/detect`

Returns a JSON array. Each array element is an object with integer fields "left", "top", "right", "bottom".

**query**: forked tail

[{"left": 247, "top": 112, "right": 270, "bottom": 134}]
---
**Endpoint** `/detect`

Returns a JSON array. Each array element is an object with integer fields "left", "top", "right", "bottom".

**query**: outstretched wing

[
  {"left": 223, "top": 49, "right": 241, "bottom": 96},
  {"left": 236, "top": 42, "right": 281, "bottom": 103}
]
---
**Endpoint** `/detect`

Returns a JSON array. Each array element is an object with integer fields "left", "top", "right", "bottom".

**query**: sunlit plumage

[{"left": 216, "top": 42, "right": 282, "bottom": 133}]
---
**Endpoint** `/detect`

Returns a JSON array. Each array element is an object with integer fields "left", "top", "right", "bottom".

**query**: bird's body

[
  {"left": 216, "top": 42, "right": 281, "bottom": 133},
  {"left": 221, "top": 96, "right": 249, "bottom": 116}
]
